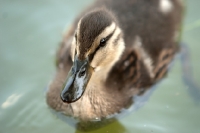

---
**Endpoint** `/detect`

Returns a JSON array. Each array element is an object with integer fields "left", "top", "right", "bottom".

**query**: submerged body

[{"left": 46, "top": 0, "right": 183, "bottom": 121}]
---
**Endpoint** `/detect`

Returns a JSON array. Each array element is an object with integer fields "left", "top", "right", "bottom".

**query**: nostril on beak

[
  {"left": 79, "top": 68, "right": 86, "bottom": 77},
  {"left": 61, "top": 92, "right": 72, "bottom": 103},
  {"left": 65, "top": 93, "right": 71, "bottom": 100}
]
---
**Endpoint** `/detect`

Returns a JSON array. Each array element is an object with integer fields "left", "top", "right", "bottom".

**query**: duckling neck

[
  {"left": 71, "top": 76, "right": 131, "bottom": 121},
  {"left": 69, "top": 64, "right": 132, "bottom": 120},
  {"left": 93, "top": 65, "right": 113, "bottom": 82}
]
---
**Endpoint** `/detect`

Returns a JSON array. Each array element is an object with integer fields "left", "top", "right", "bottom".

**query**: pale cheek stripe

[
  {"left": 71, "top": 37, "right": 76, "bottom": 62},
  {"left": 111, "top": 27, "right": 121, "bottom": 44},
  {"left": 76, "top": 20, "right": 82, "bottom": 57},
  {"left": 90, "top": 27, "right": 125, "bottom": 76}
]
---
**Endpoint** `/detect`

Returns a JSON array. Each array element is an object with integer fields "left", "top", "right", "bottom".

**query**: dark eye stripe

[
  {"left": 104, "top": 29, "right": 115, "bottom": 43},
  {"left": 89, "top": 28, "right": 116, "bottom": 62},
  {"left": 75, "top": 33, "right": 77, "bottom": 42}
]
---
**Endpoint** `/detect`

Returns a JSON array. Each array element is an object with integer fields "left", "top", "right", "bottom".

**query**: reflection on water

[
  {"left": 1, "top": 94, "right": 22, "bottom": 109},
  {"left": 180, "top": 43, "right": 200, "bottom": 102},
  {"left": 1, "top": 0, "right": 200, "bottom": 133},
  {"left": 75, "top": 121, "right": 126, "bottom": 133}
]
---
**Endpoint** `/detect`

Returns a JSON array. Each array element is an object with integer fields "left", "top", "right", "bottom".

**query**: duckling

[{"left": 46, "top": 0, "right": 183, "bottom": 122}]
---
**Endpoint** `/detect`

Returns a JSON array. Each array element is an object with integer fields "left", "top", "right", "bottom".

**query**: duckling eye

[{"left": 99, "top": 38, "right": 107, "bottom": 47}]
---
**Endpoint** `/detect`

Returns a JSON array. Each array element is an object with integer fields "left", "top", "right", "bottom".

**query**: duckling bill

[
  {"left": 46, "top": 0, "right": 183, "bottom": 122},
  {"left": 61, "top": 56, "right": 93, "bottom": 103}
]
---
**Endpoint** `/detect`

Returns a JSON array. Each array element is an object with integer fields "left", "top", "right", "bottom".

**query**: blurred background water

[{"left": 0, "top": 0, "right": 200, "bottom": 133}]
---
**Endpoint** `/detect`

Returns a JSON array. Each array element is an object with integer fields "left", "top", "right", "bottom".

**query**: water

[{"left": 0, "top": 0, "right": 200, "bottom": 133}]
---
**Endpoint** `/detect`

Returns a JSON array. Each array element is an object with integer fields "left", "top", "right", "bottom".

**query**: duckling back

[{"left": 105, "top": 0, "right": 183, "bottom": 92}]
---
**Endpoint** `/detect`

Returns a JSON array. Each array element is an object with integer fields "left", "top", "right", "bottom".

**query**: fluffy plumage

[{"left": 46, "top": 0, "right": 183, "bottom": 122}]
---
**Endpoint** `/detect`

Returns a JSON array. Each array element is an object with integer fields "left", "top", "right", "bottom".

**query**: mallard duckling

[{"left": 46, "top": 0, "right": 183, "bottom": 122}]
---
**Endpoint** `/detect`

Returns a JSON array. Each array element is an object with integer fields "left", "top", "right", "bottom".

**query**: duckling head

[{"left": 61, "top": 9, "right": 125, "bottom": 103}]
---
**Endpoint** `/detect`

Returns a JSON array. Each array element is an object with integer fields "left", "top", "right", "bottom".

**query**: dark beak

[{"left": 60, "top": 56, "right": 93, "bottom": 103}]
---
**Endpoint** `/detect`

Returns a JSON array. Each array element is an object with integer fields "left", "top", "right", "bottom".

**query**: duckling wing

[{"left": 107, "top": 43, "right": 178, "bottom": 97}]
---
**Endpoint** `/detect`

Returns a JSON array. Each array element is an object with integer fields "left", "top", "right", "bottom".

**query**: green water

[{"left": 0, "top": 0, "right": 200, "bottom": 133}]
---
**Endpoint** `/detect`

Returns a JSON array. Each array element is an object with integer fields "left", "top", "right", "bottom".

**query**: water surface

[{"left": 0, "top": 0, "right": 200, "bottom": 133}]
